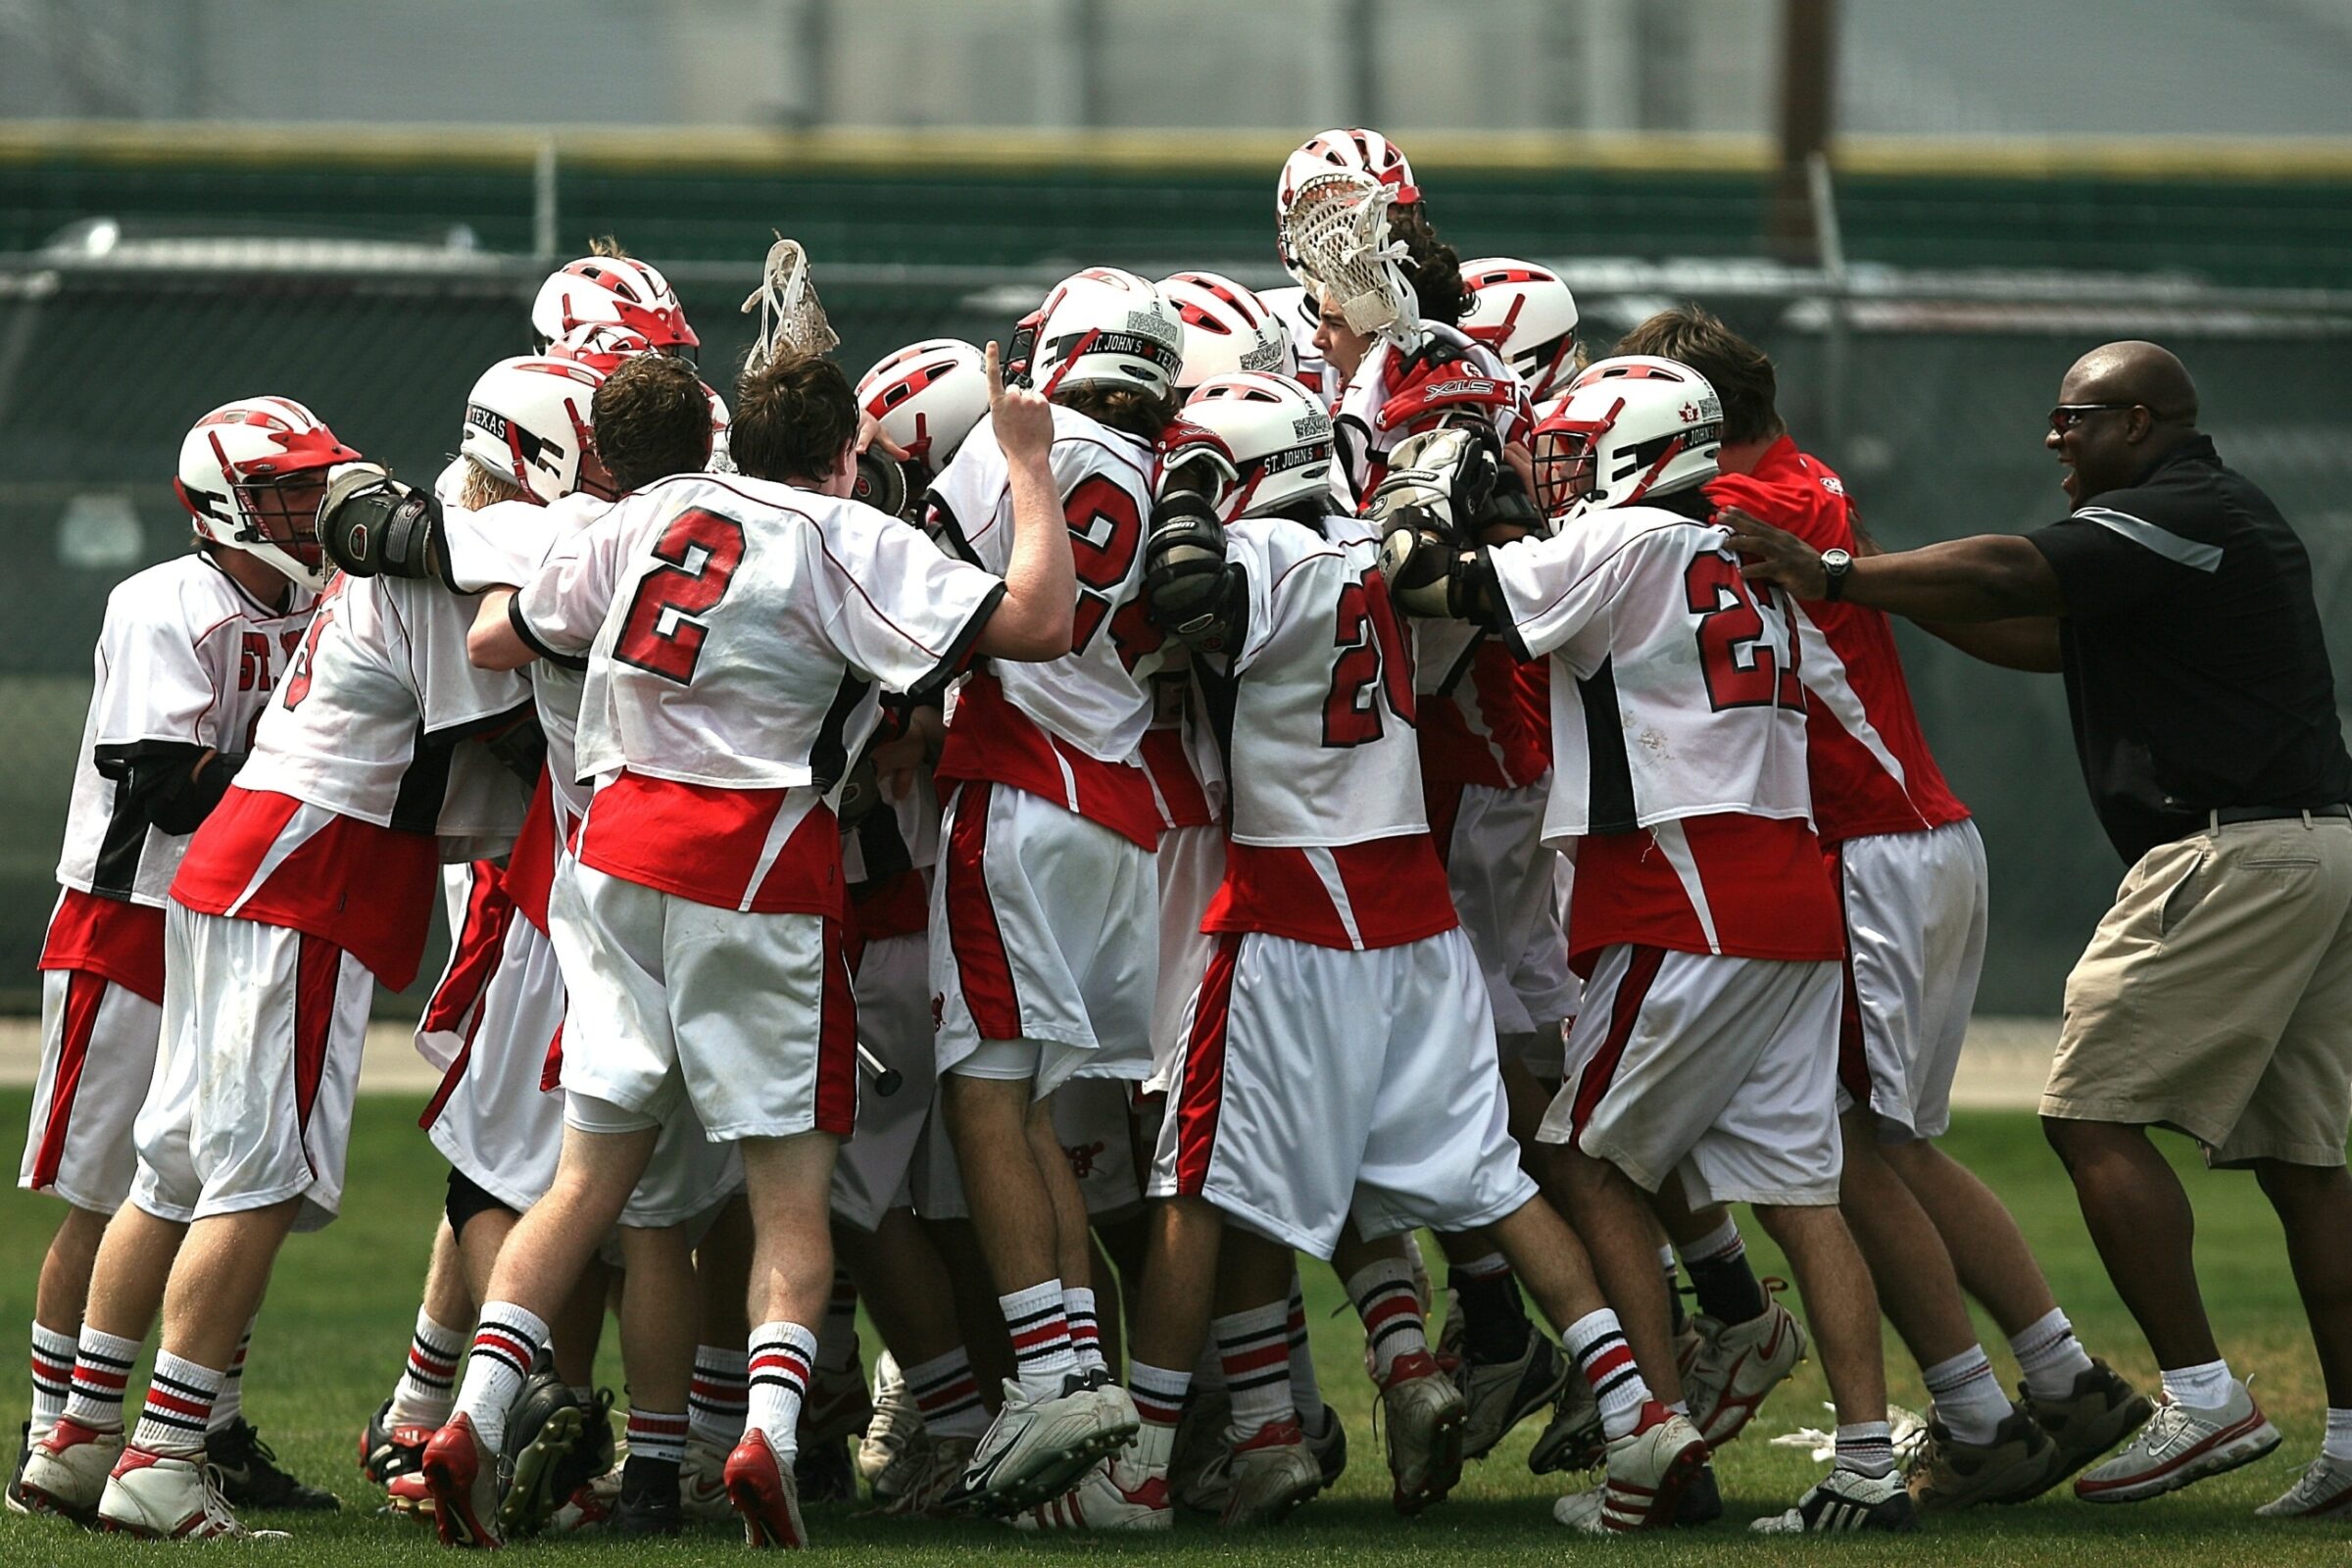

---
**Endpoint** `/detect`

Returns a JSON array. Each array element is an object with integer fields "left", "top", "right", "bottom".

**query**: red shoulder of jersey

[{"left": 1704, "top": 437, "right": 1852, "bottom": 555}]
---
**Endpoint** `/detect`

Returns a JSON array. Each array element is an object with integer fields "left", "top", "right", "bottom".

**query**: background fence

[{"left": 4, "top": 145, "right": 2351, "bottom": 1013}]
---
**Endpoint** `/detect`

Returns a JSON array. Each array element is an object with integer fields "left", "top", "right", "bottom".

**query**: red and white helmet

[
  {"left": 1459, "top": 259, "right": 1582, "bottom": 406},
  {"left": 1179, "top": 371, "right": 1336, "bottom": 522},
  {"left": 1159, "top": 271, "right": 1295, "bottom": 388},
  {"left": 530, "top": 255, "right": 697, "bottom": 352},
  {"left": 855, "top": 338, "right": 991, "bottom": 473},
  {"left": 1276, "top": 127, "right": 1420, "bottom": 286},
  {"left": 547, "top": 320, "right": 655, "bottom": 375},
  {"left": 1030, "top": 268, "right": 1184, "bottom": 401},
  {"left": 461, "top": 356, "right": 611, "bottom": 506},
  {"left": 1531, "top": 356, "right": 1722, "bottom": 527},
  {"left": 173, "top": 397, "right": 360, "bottom": 591}
]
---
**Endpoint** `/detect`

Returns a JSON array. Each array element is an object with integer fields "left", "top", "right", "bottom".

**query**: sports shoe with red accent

[
  {"left": 1012, "top": 1459, "right": 1173, "bottom": 1532},
  {"left": 420, "top": 1412, "right": 506, "bottom": 1547},
  {"left": 383, "top": 1470, "right": 435, "bottom": 1522},
  {"left": 95, "top": 1446, "right": 284, "bottom": 1540},
  {"left": 1683, "top": 1297, "right": 1807, "bottom": 1446},
  {"left": 723, "top": 1428, "right": 807, "bottom": 1547},
  {"left": 2075, "top": 1381, "right": 2280, "bottom": 1504},
  {"left": 1551, "top": 1401, "right": 1709, "bottom": 1535},
  {"left": 1376, "top": 1349, "right": 1466, "bottom": 1515},
  {"left": 18, "top": 1415, "right": 124, "bottom": 1523},
  {"left": 362, "top": 1396, "right": 435, "bottom": 1485},
  {"left": 1195, "top": 1418, "right": 1323, "bottom": 1526}
]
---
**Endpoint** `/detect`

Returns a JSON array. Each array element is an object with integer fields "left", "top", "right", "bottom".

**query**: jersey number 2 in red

[
  {"left": 1685, "top": 553, "right": 1804, "bottom": 713},
  {"left": 616, "top": 509, "right": 747, "bottom": 683},
  {"left": 1323, "top": 571, "right": 1416, "bottom": 746}
]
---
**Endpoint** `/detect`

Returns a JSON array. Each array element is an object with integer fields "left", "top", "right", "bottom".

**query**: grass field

[{"left": 0, "top": 1093, "right": 2341, "bottom": 1565}]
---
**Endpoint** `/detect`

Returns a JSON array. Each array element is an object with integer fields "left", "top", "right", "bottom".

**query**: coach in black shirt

[{"left": 1726, "top": 340, "right": 2352, "bottom": 1516}]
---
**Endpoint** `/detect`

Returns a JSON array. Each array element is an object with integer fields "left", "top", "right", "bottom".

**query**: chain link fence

[{"left": 3, "top": 250, "right": 2350, "bottom": 1012}]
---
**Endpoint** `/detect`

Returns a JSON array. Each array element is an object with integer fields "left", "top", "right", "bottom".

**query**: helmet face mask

[
  {"left": 1275, "top": 127, "right": 1420, "bottom": 288},
  {"left": 224, "top": 463, "right": 331, "bottom": 583},
  {"left": 1530, "top": 424, "right": 1600, "bottom": 522},
  {"left": 1533, "top": 356, "right": 1724, "bottom": 530},
  {"left": 175, "top": 398, "right": 359, "bottom": 591}
]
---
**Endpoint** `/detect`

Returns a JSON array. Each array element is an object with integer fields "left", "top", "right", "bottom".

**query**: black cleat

[
  {"left": 608, "top": 1475, "right": 684, "bottom": 1537},
  {"left": 208, "top": 1418, "right": 342, "bottom": 1511},
  {"left": 795, "top": 1436, "right": 857, "bottom": 1504},
  {"left": 359, "top": 1397, "right": 433, "bottom": 1485},
  {"left": 6, "top": 1421, "right": 31, "bottom": 1515},
  {"left": 1674, "top": 1460, "right": 1724, "bottom": 1526},
  {"left": 497, "top": 1357, "right": 597, "bottom": 1540}
]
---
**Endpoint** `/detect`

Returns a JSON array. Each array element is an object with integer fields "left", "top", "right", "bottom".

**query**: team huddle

[{"left": 6, "top": 125, "right": 2336, "bottom": 1547}]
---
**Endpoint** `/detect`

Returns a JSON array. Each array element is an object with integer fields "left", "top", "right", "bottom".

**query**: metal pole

[
  {"left": 533, "top": 139, "right": 558, "bottom": 267},
  {"left": 1770, "top": 0, "right": 1837, "bottom": 263},
  {"left": 1807, "top": 150, "right": 1850, "bottom": 462}
]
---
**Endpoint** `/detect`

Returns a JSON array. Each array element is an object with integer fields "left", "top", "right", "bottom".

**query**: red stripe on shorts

[
  {"left": 29, "top": 971, "right": 108, "bottom": 1190},
  {"left": 1174, "top": 931, "right": 1244, "bottom": 1196},
  {"left": 292, "top": 933, "right": 343, "bottom": 1154},
  {"left": 1827, "top": 846, "right": 1871, "bottom": 1103},
  {"left": 421, "top": 862, "right": 511, "bottom": 1034},
  {"left": 944, "top": 782, "right": 1022, "bottom": 1040},
  {"left": 1570, "top": 945, "right": 1665, "bottom": 1138},
  {"left": 815, "top": 917, "right": 859, "bottom": 1136}
]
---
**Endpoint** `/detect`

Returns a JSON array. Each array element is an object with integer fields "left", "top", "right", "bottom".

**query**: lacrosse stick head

[
  {"left": 1280, "top": 170, "right": 1422, "bottom": 350},
  {"left": 739, "top": 236, "right": 839, "bottom": 371}
]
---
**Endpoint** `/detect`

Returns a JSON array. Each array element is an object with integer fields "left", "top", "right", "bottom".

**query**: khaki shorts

[{"left": 2043, "top": 813, "right": 2352, "bottom": 1167}]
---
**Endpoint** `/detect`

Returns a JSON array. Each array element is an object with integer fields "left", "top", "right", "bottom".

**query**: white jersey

[
  {"left": 1331, "top": 321, "right": 1529, "bottom": 513},
  {"left": 1260, "top": 285, "right": 1329, "bottom": 399},
  {"left": 55, "top": 555, "right": 316, "bottom": 906}
]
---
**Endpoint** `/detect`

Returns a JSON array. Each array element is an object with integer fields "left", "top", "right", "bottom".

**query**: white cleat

[
  {"left": 1181, "top": 1418, "right": 1322, "bottom": 1526},
  {"left": 2256, "top": 1452, "right": 2352, "bottom": 1519},
  {"left": 680, "top": 1433, "right": 736, "bottom": 1524},
  {"left": 871, "top": 1432, "right": 977, "bottom": 1518},
  {"left": 1683, "top": 1298, "right": 1807, "bottom": 1446},
  {"left": 1553, "top": 1401, "right": 1709, "bottom": 1535},
  {"left": 1012, "top": 1459, "right": 1173, "bottom": 1532},
  {"left": 1377, "top": 1350, "right": 1466, "bottom": 1515},
  {"left": 97, "top": 1446, "right": 287, "bottom": 1540},
  {"left": 1751, "top": 1465, "right": 1918, "bottom": 1534},
  {"left": 857, "top": 1351, "right": 920, "bottom": 1489},
  {"left": 959, "top": 1375, "right": 1134, "bottom": 1514},
  {"left": 2075, "top": 1381, "right": 2280, "bottom": 1503},
  {"left": 19, "top": 1417, "right": 124, "bottom": 1524}
]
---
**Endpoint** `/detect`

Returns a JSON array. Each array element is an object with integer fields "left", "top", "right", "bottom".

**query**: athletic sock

[
  {"left": 2007, "top": 1308, "right": 2096, "bottom": 1400},
  {"left": 1659, "top": 1244, "right": 1690, "bottom": 1337},
  {"left": 747, "top": 1322, "right": 817, "bottom": 1462},
  {"left": 1447, "top": 1251, "right": 1533, "bottom": 1363},
  {"left": 1680, "top": 1217, "right": 1766, "bottom": 1326},
  {"left": 1212, "top": 1301, "right": 1293, "bottom": 1441},
  {"left": 390, "top": 1310, "right": 466, "bottom": 1428},
  {"left": 2324, "top": 1407, "right": 2352, "bottom": 1463},
  {"left": 1921, "top": 1346, "right": 2014, "bottom": 1446},
  {"left": 29, "top": 1321, "right": 75, "bottom": 1437},
  {"left": 998, "top": 1280, "right": 1077, "bottom": 1394},
  {"left": 207, "top": 1324, "right": 252, "bottom": 1433},
  {"left": 63, "top": 1326, "right": 139, "bottom": 1433},
  {"left": 1285, "top": 1276, "right": 1326, "bottom": 1429},
  {"left": 624, "top": 1407, "right": 689, "bottom": 1467},
  {"left": 903, "top": 1347, "right": 989, "bottom": 1441},
  {"left": 131, "top": 1353, "right": 221, "bottom": 1456},
  {"left": 453, "top": 1302, "right": 548, "bottom": 1454},
  {"left": 689, "top": 1345, "right": 750, "bottom": 1447},
  {"left": 1836, "top": 1420, "right": 1895, "bottom": 1479},
  {"left": 1347, "top": 1258, "right": 1431, "bottom": 1384},
  {"left": 2159, "top": 1357, "right": 2231, "bottom": 1411},
  {"left": 1126, "top": 1361, "right": 1189, "bottom": 1476},
  {"left": 1064, "top": 1286, "right": 1106, "bottom": 1376},
  {"left": 815, "top": 1272, "right": 860, "bottom": 1379},
  {"left": 1563, "top": 1309, "right": 1652, "bottom": 1443}
]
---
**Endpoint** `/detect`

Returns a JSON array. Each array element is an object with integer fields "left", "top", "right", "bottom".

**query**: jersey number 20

[{"left": 1323, "top": 570, "right": 1416, "bottom": 747}]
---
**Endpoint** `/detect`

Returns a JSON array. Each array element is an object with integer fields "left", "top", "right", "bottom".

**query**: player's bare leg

[
  {"left": 454, "top": 1208, "right": 516, "bottom": 1305},
  {"left": 1086, "top": 1231, "right": 1129, "bottom": 1373},
  {"left": 32, "top": 1205, "right": 110, "bottom": 1355},
  {"left": 922, "top": 1218, "right": 1015, "bottom": 1398},
  {"left": 364, "top": 1220, "right": 472, "bottom": 1496},
  {"left": 82, "top": 1205, "right": 185, "bottom": 1349},
  {"left": 944, "top": 1075, "right": 1062, "bottom": 1294},
  {"left": 837, "top": 1210, "right": 996, "bottom": 1512},
  {"left": 609, "top": 1222, "right": 697, "bottom": 1530},
  {"left": 1752, "top": 1202, "right": 1891, "bottom": 1443},
  {"left": 1555, "top": 1150, "right": 1685, "bottom": 1403},
  {"left": 2252, "top": 1161, "right": 2352, "bottom": 1406},
  {"left": 1032, "top": 1091, "right": 1104, "bottom": 1374},
  {"left": 1432, "top": 1220, "right": 1562, "bottom": 1463},
  {"left": 722, "top": 1131, "right": 839, "bottom": 1545}
]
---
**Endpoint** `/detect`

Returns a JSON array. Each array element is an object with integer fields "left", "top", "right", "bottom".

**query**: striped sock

[
  {"left": 1922, "top": 1346, "right": 2013, "bottom": 1446},
  {"left": 1564, "top": 1309, "right": 1652, "bottom": 1442},
  {"left": 453, "top": 1301, "right": 547, "bottom": 1455},
  {"left": 747, "top": 1321, "right": 816, "bottom": 1460},
  {"left": 1680, "top": 1217, "right": 1765, "bottom": 1325},
  {"left": 1285, "top": 1276, "right": 1325, "bottom": 1428},
  {"left": 2008, "top": 1308, "right": 2096, "bottom": 1401},
  {"left": 904, "top": 1347, "right": 989, "bottom": 1441},
  {"left": 1214, "top": 1301, "right": 1294, "bottom": 1441},
  {"left": 1064, "top": 1286, "right": 1106, "bottom": 1375},
  {"left": 131, "top": 1353, "right": 220, "bottom": 1456},
  {"left": 1127, "top": 1361, "right": 1189, "bottom": 1478},
  {"left": 1346, "top": 1258, "right": 1430, "bottom": 1384},
  {"left": 390, "top": 1310, "right": 465, "bottom": 1428},
  {"left": 29, "top": 1322, "right": 74, "bottom": 1437},
  {"left": 625, "top": 1407, "right": 689, "bottom": 1467},
  {"left": 816, "top": 1272, "right": 860, "bottom": 1376},
  {"left": 63, "top": 1326, "right": 139, "bottom": 1433},
  {"left": 999, "top": 1280, "right": 1077, "bottom": 1394},
  {"left": 689, "top": 1345, "right": 749, "bottom": 1446},
  {"left": 207, "top": 1325, "right": 252, "bottom": 1433},
  {"left": 1836, "top": 1420, "right": 1894, "bottom": 1479}
]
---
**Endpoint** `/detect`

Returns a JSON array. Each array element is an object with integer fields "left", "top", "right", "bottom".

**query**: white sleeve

[
  {"left": 925, "top": 426, "right": 1011, "bottom": 573},
  {"left": 91, "top": 586, "right": 219, "bottom": 755},
  {"left": 1489, "top": 527, "right": 1627, "bottom": 661},
  {"left": 1224, "top": 523, "right": 1341, "bottom": 678},
  {"left": 395, "top": 583, "right": 533, "bottom": 739},
  {"left": 814, "top": 510, "right": 1005, "bottom": 697},
  {"left": 513, "top": 509, "right": 634, "bottom": 659},
  {"left": 439, "top": 499, "right": 562, "bottom": 593}
]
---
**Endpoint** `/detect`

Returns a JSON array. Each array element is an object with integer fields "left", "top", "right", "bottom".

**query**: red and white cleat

[
  {"left": 724, "top": 1428, "right": 808, "bottom": 1548},
  {"left": 420, "top": 1412, "right": 506, "bottom": 1548},
  {"left": 96, "top": 1446, "right": 285, "bottom": 1540}
]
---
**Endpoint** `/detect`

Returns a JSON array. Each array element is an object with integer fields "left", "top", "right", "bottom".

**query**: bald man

[{"left": 1725, "top": 341, "right": 2352, "bottom": 1520}]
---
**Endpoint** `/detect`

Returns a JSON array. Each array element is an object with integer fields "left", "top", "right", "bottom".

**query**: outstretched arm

[{"left": 1720, "top": 506, "right": 2065, "bottom": 623}]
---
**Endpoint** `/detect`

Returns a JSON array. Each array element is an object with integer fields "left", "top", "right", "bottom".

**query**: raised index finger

[{"left": 984, "top": 339, "right": 1004, "bottom": 404}]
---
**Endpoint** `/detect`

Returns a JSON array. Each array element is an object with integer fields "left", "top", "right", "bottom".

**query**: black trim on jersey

[
  {"left": 389, "top": 698, "right": 538, "bottom": 836},
  {"left": 1435, "top": 629, "right": 1486, "bottom": 700},
  {"left": 508, "top": 597, "right": 588, "bottom": 672},
  {"left": 925, "top": 487, "right": 980, "bottom": 567},
  {"left": 850, "top": 795, "right": 915, "bottom": 889},
  {"left": 907, "top": 579, "right": 1005, "bottom": 703},
  {"left": 1577, "top": 657, "right": 1640, "bottom": 835},
  {"left": 1191, "top": 654, "right": 1242, "bottom": 789},
  {"left": 808, "top": 670, "right": 874, "bottom": 795},
  {"left": 89, "top": 760, "right": 158, "bottom": 901}
]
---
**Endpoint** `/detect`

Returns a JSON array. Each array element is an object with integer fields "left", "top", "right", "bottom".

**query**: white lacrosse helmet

[
  {"left": 1180, "top": 372, "right": 1336, "bottom": 522},
  {"left": 1030, "top": 267, "right": 1185, "bottom": 400},
  {"left": 173, "top": 397, "right": 361, "bottom": 591},
  {"left": 531, "top": 255, "right": 697, "bottom": 352},
  {"left": 1459, "top": 259, "right": 1582, "bottom": 405},
  {"left": 461, "top": 356, "right": 611, "bottom": 506},
  {"left": 1159, "top": 271, "right": 1295, "bottom": 388},
  {"left": 1531, "top": 356, "right": 1723, "bottom": 527},
  {"left": 856, "top": 339, "right": 991, "bottom": 472},
  {"left": 1277, "top": 127, "right": 1420, "bottom": 286},
  {"left": 547, "top": 320, "right": 656, "bottom": 375},
  {"left": 1280, "top": 170, "right": 1420, "bottom": 347}
]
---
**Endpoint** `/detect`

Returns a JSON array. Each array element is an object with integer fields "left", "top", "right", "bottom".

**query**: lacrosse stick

[
  {"left": 857, "top": 1042, "right": 903, "bottom": 1098},
  {"left": 739, "top": 234, "right": 839, "bottom": 371},
  {"left": 1279, "top": 169, "right": 1424, "bottom": 351}
]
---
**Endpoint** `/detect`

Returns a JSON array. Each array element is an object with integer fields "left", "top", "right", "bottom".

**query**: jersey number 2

[
  {"left": 1685, "top": 553, "right": 1804, "bottom": 713},
  {"left": 1323, "top": 570, "right": 1416, "bottom": 746},
  {"left": 615, "top": 509, "right": 746, "bottom": 684}
]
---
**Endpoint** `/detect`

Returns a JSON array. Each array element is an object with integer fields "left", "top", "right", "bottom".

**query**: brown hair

[
  {"left": 1614, "top": 306, "right": 1782, "bottom": 446},
  {"left": 1391, "top": 206, "right": 1471, "bottom": 326},
  {"left": 592, "top": 353, "right": 712, "bottom": 493},
  {"left": 732, "top": 352, "right": 858, "bottom": 484},
  {"left": 1056, "top": 383, "right": 1178, "bottom": 442}
]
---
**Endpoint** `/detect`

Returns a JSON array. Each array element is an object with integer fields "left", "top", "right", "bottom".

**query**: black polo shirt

[{"left": 2027, "top": 436, "right": 2352, "bottom": 862}]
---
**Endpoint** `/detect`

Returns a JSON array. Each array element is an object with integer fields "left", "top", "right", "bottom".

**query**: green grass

[{"left": 0, "top": 1097, "right": 2340, "bottom": 1563}]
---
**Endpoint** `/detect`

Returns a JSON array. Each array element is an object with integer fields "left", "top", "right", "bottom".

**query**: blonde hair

[{"left": 460, "top": 464, "right": 529, "bottom": 511}]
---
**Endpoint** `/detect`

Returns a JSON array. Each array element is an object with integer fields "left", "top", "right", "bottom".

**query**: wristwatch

[{"left": 1820, "top": 547, "right": 1853, "bottom": 603}]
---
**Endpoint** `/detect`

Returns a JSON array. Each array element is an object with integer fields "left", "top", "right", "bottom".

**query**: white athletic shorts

[
  {"left": 931, "top": 782, "right": 1154, "bottom": 1097},
  {"left": 133, "top": 907, "right": 372, "bottom": 1231},
  {"left": 1832, "top": 819, "right": 1989, "bottom": 1142},
  {"left": 20, "top": 969, "right": 165, "bottom": 1212},
  {"left": 423, "top": 911, "right": 567, "bottom": 1214},
  {"left": 1147, "top": 823, "right": 1225, "bottom": 1095},
  {"left": 831, "top": 928, "right": 936, "bottom": 1234},
  {"left": 551, "top": 859, "right": 858, "bottom": 1145},
  {"left": 1540, "top": 945, "right": 1842, "bottom": 1207},
  {"left": 911, "top": 1075, "right": 1144, "bottom": 1222},
  {"left": 1148, "top": 926, "right": 1536, "bottom": 1257},
  {"left": 1435, "top": 779, "right": 1580, "bottom": 1072}
]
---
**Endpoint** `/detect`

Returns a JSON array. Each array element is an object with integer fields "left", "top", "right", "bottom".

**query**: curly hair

[
  {"left": 1390, "top": 206, "right": 1471, "bottom": 326},
  {"left": 1613, "top": 305, "right": 1783, "bottom": 446},
  {"left": 592, "top": 353, "right": 712, "bottom": 493}
]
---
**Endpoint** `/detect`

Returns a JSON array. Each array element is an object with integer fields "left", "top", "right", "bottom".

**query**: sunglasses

[{"left": 2047, "top": 403, "right": 2139, "bottom": 434}]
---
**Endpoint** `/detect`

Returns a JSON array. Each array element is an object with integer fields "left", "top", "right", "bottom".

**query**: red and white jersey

[
  {"left": 1490, "top": 504, "right": 1840, "bottom": 967},
  {"left": 1260, "top": 284, "right": 1328, "bottom": 398},
  {"left": 1330, "top": 322, "right": 1531, "bottom": 514},
  {"left": 1141, "top": 654, "right": 1223, "bottom": 832},
  {"left": 1414, "top": 620, "right": 1548, "bottom": 790},
  {"left": 1705, "top": 438, "right": 1969, "bottom": 846},
  {"left": 1194, "top": 514, "right": 1455, "bottom": 953},
  {"left": 930, "top": 404, "right": 1166, "bottom": 847},
  {"left": 842, "top": 762, "right": 939, "bottom": 946},
  {"left": 514, "top": 471, "right": 1002, "bottom": 914},
  {"left": 54, "top": 555, "right": 316, "bottom": 908}
]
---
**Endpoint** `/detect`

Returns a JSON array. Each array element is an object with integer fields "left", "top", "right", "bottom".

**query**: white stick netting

[
  {"left": 1279, "top": 170, "right": 1422, "bottom": 348},
  {"left": 739, "top": 235, "right": 839, "bottom": 370}
]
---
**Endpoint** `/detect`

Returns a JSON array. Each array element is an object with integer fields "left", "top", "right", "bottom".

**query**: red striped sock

[
  {"left": 131, "top": 1352, "right": 220, "bottom": 1456},
  {"left": 62, "top": 1326, "right": 138, "bottom": 1433},
  {"left": 1214, "top": 1300, "right": 1294, "bottom": 1440},
  {"left": 625, "top": 1407, "right": 690, "bottom": 1467},
  {"left": 689, "top": 1345, "right": 749, "bottom": 1446},
  {"left": 999, "top": 1280, "right": 1077, "bottom": 1392},
  {"left": 1346, "top": 1259, "right": 1430, "bottom": 1383},
  {"left": 747, "top": 1321, "right": 815, "bottom": 1458},
  {"left": 904, "top": 1347, "right": 988, "bottom": 1440},
  {"left": 1564, "top": 1309, "right": 1651, "bottom": 1442}
]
